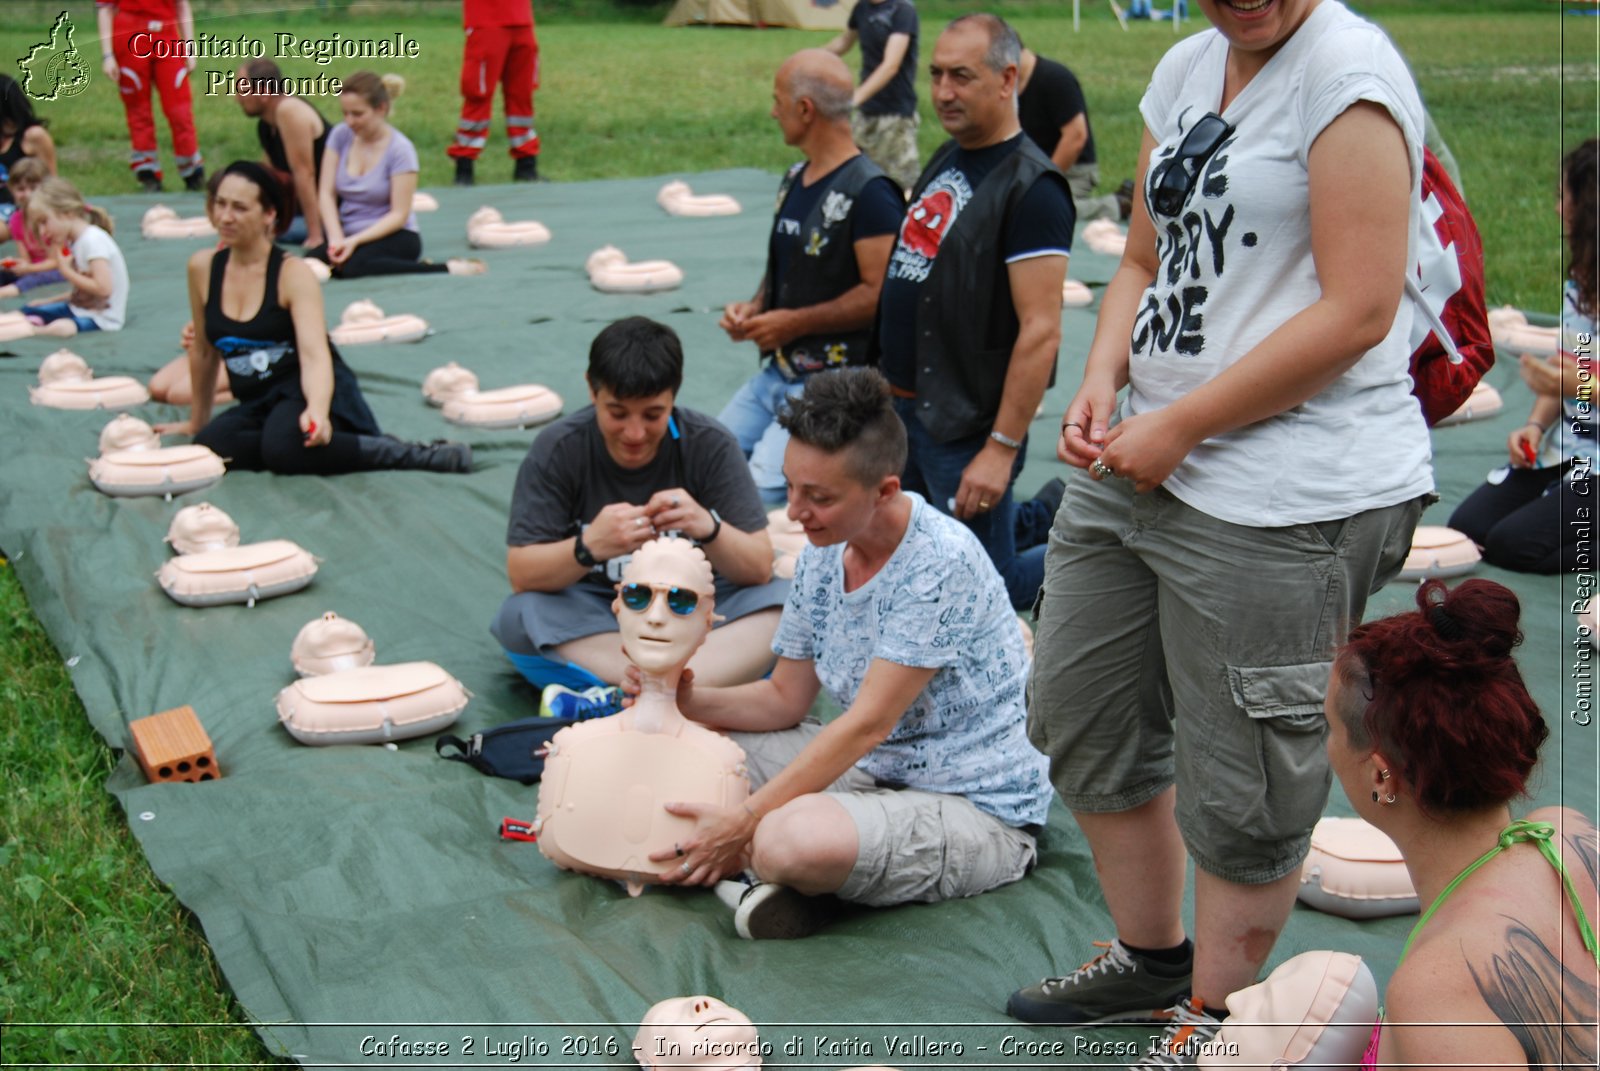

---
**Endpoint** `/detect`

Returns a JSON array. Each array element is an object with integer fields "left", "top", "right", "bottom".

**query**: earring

[
  {"left": 1384, "top": 793, "right": 1397, "bottom": 805},
  {"left": 1371, "top": 791, "right": 1379, "bottom": 802},
  {"left": 1379, "top": 769, "right": 1391, "bottom": 781}
]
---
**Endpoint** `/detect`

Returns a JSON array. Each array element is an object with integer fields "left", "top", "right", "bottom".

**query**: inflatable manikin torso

[
  {"left": 328, "top": 300, "right": 429, "bottom": 345},
  {"left": 1198, "top": 950, "right": 1379, "bottom": 1071},
  {"left": 141, "top": 205, "right": 217, "bottom": 239},
  {"left": 466, "top": 206, "right": 552, "bottom": 247},
  {"left": 536, "top": 538, "right": 749, "bottom": 896}
]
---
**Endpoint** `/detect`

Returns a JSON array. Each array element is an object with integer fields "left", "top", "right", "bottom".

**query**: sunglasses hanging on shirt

[{"left": 1149, "top": 112, "right": 1234, "bottom": 218}]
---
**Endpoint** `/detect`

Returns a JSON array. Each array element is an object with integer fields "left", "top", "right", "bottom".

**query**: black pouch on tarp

[{"left": 435, "top": 716, "right": 580, "bottom": 784}]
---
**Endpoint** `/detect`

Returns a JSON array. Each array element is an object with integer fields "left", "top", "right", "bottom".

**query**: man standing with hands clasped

[{"left": 873, "top": 14, "right": 1073, "bottom": 610}]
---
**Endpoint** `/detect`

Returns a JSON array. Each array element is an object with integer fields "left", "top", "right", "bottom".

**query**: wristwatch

[
  {"left": 700, "top": 509, "right": 723, "bottom": 545},
  {"left": 573, "top": 529, "right": 598, "bottom": 569}
]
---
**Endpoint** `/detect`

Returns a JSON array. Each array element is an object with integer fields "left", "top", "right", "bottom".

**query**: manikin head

[
  {"left": 633, "top": 996, "right": 761, "bottom": 1070},
  {"left": 1199, "top": 951, "right": 1379, "bottom": 1069},
  {"left": 614, "top": 537, "right": 717, "bottom": 677}
]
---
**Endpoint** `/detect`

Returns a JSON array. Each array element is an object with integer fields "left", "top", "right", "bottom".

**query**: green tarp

[{"left": 1, "top": 170, "right": 1591, "bottom": 1069}]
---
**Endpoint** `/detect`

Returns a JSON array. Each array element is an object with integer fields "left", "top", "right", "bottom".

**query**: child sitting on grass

[{"left": 18, "top": 177, "right": 129, "bottom": 336}]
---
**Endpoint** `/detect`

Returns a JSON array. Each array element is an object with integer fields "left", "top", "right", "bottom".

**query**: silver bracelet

[{"left": 989, "top": 429, "right": 1022, "bottom": 450}]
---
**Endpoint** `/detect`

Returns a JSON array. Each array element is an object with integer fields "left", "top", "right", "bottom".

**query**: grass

[{"left": 0, "top": 3, "right": 1596, "bottom": 1067}]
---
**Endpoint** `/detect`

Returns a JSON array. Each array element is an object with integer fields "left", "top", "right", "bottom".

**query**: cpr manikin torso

[{"left": 536, "top": 538, "right": 749, "bottom": 896}]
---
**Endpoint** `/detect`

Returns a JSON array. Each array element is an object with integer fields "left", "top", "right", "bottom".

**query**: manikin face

[
  {"left": 1211, "top": 951, "right": 1378, "bottom": 1065},
  {"left": 614, "top": 542, "right": 715, "bottom": 676},
  {"left": 633, "top": 996, "right": 761, "bottom": 1070}
]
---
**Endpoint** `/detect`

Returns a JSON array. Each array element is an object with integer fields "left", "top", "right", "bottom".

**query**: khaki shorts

[
  {"left": 851, "top": 112, "right": 921, "bottom": 193},
  {"left": 729, "top": 721, "right": 1038, "bottom": 906},
  {"left": 1027, "top": 471, "right": 1425, "bottom": 884}
]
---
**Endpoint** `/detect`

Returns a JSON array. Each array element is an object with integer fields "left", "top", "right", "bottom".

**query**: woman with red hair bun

[{"left": 1327, "top": 578, "right": 1598, "bottom": 1070}]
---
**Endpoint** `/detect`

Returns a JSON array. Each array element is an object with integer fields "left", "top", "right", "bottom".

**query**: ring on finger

[
  {"left": 680, "top": 861, "right": 691, "bottom": 875},
  {"left": 1090, "top": 458, "right": 1114, "bottom": 480},
  {"left": 1063, "top": 421, "right": 1083, "bottom": 432},
  {"left": 978, "top": 500, "right": 990, "bottom": 509},
  {"left": 674, "top": 843, "right": 685, "bottom": 858}
]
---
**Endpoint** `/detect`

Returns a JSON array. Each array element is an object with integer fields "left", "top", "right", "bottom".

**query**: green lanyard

[{"left": 1400, "top": 819, "right": 1600, "bottom": 967}]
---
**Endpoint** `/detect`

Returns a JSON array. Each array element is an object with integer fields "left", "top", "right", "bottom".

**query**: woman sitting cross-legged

[
  {"left": 155, "top": 161, "right": 470, "bottom": 475},
  {"left": 1327, "top": 578, "right": 1598, "bottom": 1070}
]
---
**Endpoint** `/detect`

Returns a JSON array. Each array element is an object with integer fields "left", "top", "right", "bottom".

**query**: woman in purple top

[{"left": 311, "top": 72, "right": 483, "bottom": 278}]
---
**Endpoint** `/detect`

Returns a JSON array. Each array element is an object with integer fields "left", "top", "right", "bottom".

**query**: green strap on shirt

[{"left": 1400, "top": 819, "right": 1600, "bottom": 967}]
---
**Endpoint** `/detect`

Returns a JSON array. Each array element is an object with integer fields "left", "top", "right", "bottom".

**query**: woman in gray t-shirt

[{"left": 311, "top": 71, "right": 483, "bottom": 278}]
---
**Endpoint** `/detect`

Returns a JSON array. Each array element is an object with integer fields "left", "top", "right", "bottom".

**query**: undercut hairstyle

[
  {"left": 587, "top": 317, "right": 684, "bottom": 400},
  {"left": 242, "top": 58, "right": 284, "bottom": 95},
  {"left": 779, "top": 367, "right": 907, "bottom": 485},
  {"left": 787, "top": 66, "right": 852, "bottom": 123},
  {"left": 1564, "top": 138, "right": 1597, "bottom": 319},
  {"left": 947, "top": 13, "right": 1022, "bottom": 74},
  {"left": 1333, "top": 578, "right": 1546, "bottom": 815},
  {"left": 207, "top": 160, "right": 292, "bottom": 237}
]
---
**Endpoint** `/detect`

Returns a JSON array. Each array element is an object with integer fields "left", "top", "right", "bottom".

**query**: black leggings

[
  {"left": 308, "top": 229, "right": 449, "bottom": 278},
  {"left": 1448, "top": 461, "right": 1592, "bottom": 574},
  {"left": 196, "top": 394, "right": 368, "bottom": 475}
]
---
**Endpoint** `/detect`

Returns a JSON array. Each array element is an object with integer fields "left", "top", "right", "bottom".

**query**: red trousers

[
  {"left": 450, "top": 23, "right": 540, "bottom": 161},
  {"left": 110, "top": 12, "right": 201, "bottom": 178}
]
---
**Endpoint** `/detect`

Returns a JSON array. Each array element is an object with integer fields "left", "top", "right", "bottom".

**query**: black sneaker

[
  {"left": 183, "top": 167, "right": 206, "bottom": 193},
  {"left": 1007, "top": 939, "right": 1193, "bottom": 1025},
  {"left": 715, "top": 877, "right": 827, "bottom": 939},
  {"left": 512, "top": 156, "right": 540, "bottom": 183},
  {"left": 453, "top": 157, "right": 475, "bottom": 187},
  {"left": 136, "top": 169, "right": 162, "bottom": 194}
]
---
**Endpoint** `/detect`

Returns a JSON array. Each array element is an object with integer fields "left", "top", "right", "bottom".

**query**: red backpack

[{"left": 1406, "top": 147, "right": 1495, "bottom": 426}]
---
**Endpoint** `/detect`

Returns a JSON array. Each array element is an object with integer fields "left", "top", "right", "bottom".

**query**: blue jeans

[
  {"left": 893, "top": 397, "right": 1044, "bottom": 609},
  {"left": 717, "top": 362, "right": 806, "bottom": 506},
  {"left": 22, "top": 301, "right": 99, "bottom": 332}
]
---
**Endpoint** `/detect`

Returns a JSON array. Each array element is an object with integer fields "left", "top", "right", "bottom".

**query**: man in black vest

[
  {"left": 233, "top": 59, "right": 330, "bottom": 248},
  {"left": 718, "top": 49, "right": 904, "bottom": 504},
  {"left": 875, "top": 14, "right": 1073, "bottom": 609}
]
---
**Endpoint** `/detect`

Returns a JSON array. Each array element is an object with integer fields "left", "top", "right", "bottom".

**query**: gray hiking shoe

[
  {"left": 1006, "top": 939, "right": 1193, "bottom": 1025},
  {"left": 1129, "top": 997, "right": 1225, "bottom": 1068}
]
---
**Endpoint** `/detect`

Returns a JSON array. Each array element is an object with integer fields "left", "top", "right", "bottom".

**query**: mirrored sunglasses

[{"left": 619, "top": 582, "right": 700, "bottom": 616}]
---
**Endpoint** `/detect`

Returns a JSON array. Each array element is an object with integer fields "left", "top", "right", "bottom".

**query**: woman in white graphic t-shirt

[{"left": 1011, "top": 0, "right": 1437, "bottom": 1051}]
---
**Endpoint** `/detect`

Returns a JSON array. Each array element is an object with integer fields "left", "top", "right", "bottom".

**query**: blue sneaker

[{"left": 539, "top": 684, "right": 623, "bottom": 721}]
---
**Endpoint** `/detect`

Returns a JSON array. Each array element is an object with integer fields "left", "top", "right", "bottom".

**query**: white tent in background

[{"left": 663, "top": 0, "right": 850, "bottom": 31}]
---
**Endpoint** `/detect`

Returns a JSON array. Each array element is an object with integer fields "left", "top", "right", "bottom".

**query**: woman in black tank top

[{"left": 154, "top": 161, "right": 470, "bottom": 476}]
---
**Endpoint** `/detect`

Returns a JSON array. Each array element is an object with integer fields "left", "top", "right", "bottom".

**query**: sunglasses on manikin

[{"left": 618, "top": 582, "right": 700, "bottom": 616}]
